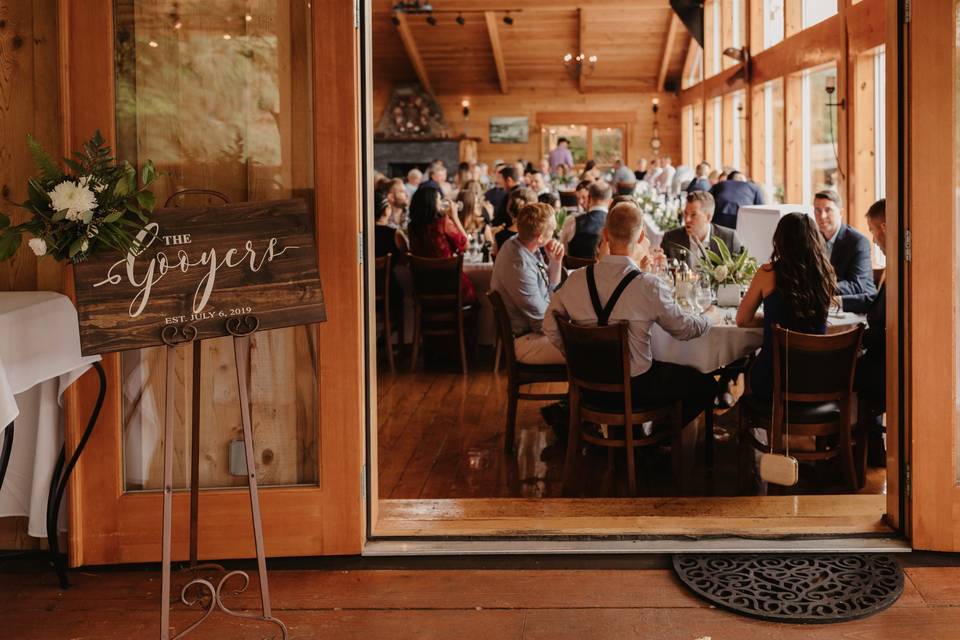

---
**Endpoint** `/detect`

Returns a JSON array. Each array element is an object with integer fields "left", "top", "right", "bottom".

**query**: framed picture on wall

[{"left": 489, "top": 117, "right": 529, "bottom": 143}]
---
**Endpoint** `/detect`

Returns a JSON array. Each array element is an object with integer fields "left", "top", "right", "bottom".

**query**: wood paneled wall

[
  {"left": 0, "top": 0, "right": 63, "bottom": 550},
  {"left": 373, "top": 84, "right": 682, "bottom": 168}
]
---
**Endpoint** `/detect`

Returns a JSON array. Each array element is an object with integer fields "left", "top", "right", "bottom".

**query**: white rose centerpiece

[{"left": 0, "top": 131, "right": 157, "bottom": 263}]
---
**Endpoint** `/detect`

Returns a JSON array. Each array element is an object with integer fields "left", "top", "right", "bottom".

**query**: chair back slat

[
  {"left": 374, "top": 254, "right": 391, "bottom": 303},
  {"left": 408, "top": 254, "right": 464, "bottom": 311},
  {"left": 772, "top": 324, "right": 865, "bottom": 402},
  {"left": 488, "top": 290, "right": 518, "bottom": 367},
  {"left": 554, "top": 313, "right": 629, "bottom": 390}
]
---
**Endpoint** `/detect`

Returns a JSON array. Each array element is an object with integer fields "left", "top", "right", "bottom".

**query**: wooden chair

[
  {"left": 739, "top": 324, "right": 866, "bottom": 493},
  {"left": 554, "top": 314, "right": 685, "bottom": 497},
  {"left": 488, "top": 291, "right": 567, "bottom": 453},
  {"left": 559, "top": 190, "right": 578, "bottom": 208},
  {"left": 374, "top": 254, "right": 401, "bottom": 373},
  {"left": 408, "top": 254, "right": 477, "bottom": 374},
  {"left": 560, "top": 254, "right": 597, "bottom": 284}
]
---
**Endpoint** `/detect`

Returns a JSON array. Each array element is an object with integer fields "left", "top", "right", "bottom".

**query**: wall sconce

[
  {"left": 461, "top": 99, "right": 470, "bottom": 120},
  {"left": 651, "top": 98, "right": 661, "bottom": 155},
  {"left": 825, "top": 76, "right": 846, "bottom": 109}
]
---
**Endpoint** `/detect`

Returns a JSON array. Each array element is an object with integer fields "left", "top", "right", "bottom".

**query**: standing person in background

[
  {"left": 405, "top": 168, "right": 423, "bottom": 199},
  {"left": 548, "top": 137, "right": 575, "bottom": 175},
  {"left": 709, "top": 170, "right": 765, "bottom": 229}
]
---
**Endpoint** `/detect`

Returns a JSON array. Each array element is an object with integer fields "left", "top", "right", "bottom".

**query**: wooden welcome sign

[{"left": 73, "top": 198, "right": 326, "bottom": 355}]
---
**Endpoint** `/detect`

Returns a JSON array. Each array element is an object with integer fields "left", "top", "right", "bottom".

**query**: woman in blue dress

[{"left": 736, "top": 212, "right": 838, "bottom": 398}]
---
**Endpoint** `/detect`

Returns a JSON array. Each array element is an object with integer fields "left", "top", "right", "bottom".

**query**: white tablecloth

[
  {"left": 465, "top": 261, "right": 495, "bottom": 346},
  {"left": 651, "top": 310, "right": 866, "bottom": 374},
  {"left": 0, "top": 291, "right": 100, "bottom": 537}
]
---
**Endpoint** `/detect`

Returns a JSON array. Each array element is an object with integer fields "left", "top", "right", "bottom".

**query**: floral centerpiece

[
  {"left": 697, "top": 238, "right": 758, "bottom": 287},
  {"left": 0, "top": 132, "right": 157, "bottom": 263},
  {"left": 636, "top": 190, "right": 681, "bottom": 232}
]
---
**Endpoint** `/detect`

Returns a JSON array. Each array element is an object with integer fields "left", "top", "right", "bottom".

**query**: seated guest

[
  {"left": 404, "top": 168, "right": 422, "bottom": 199},
  {"left": 580, "top": 159, "right": 601, "bottom": 182},
  {"left": 374, "top": 195, "right": 406, "bottom": 307},
  {"left": 492, "top": 165, "right": 522, "bottom": 226},
  {"left": 736, "top": 212, "right": 837, "bottom": 399},
  {"left": 559, "top": 180, "right": 613, "bottom": 259},
  {"left": 850, "top": 199, "right": 887, "bottom": 466},
  {"left": 611, "top": 159, "right": 636, "bottom": 195},
  {"left": 709, "top": 170, "right": 765, "bottom": 229},
  {"left": 421, "top": 160, "right": 449, "bottom": 195},
  {"left": 654, "top": 156, "right": 676, "bottom": 194},
  {"left": 457, "top": 180, "right": 495, "bottom": 245},
  {"left": 543, "top": 202, "right": 717, "bottom": 427},
  {"left": 528, "top": 169, "right": 550, "bottom": 196},
  {"left": 384, "top": 178, "right": 409, "bottom": 229},
  {"left": 634, "top": 158, "right": 649, "bottom": 182},
  {"left": 491, "top": 203, "right": 566, "bottom": 365},
  {"left": 686, "top": 162, "right": 712, "bottom": 193},
  {"left": 493, "top": 187, "right": 537, "bottom": 258},
  {"left": 663, "top": 192, "right": 743, "bottom": 269},
  {"left": 813, "top": 189, "right": 877, "bottom": 308},
  {"left": 407, "top": 185, "right": 477, "bottom": 305},
  {"left": 574, "top": 179, "right": 592, "bottom": 213},
  {"left": 538, "top": 191, "right": 561, "bottom": 210}
]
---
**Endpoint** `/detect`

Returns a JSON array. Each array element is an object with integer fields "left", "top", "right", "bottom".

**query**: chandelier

[{"left": 563, "top": 52, "right": 597, "bottom": 79}]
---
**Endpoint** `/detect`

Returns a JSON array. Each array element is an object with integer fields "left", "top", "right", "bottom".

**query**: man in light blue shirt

[{"left": 491, "top": 202, "right": 566, "bottom": 364}]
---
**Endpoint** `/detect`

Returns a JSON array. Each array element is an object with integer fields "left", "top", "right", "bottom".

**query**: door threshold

[{"left": 364, "top": 537, "right": 912, "bottom": 556}]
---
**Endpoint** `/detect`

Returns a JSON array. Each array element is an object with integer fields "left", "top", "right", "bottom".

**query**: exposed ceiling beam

[
  {"left": 484, "top": 11, "right": 509, "bottom": 94},
  {"left": 395, "top": 12, "right": 433, "bottom": 94},
  {"left": 578, "top": 7, "right": 587, "bottom": 94},
  {"left": 657, "top": 13, "right": 681, "bottom": 92},
  {"left": 682, "top": 35, "right": 699, "bottom": 84}
]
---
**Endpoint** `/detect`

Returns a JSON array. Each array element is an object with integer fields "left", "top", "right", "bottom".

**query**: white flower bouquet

[
  {"left": 638, "top": 192, "right": 681, "bottom": 232},
  {"left": 697, "top": 237, "right": 758, "bottom": 287},
  {"left": 0, "top": 131, "right": 157, "bottom": 263}
]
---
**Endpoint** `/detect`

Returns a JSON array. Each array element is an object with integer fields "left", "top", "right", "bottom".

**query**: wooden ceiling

[{"left": 372, "top": 0, "right": 692, "bottom": 96}]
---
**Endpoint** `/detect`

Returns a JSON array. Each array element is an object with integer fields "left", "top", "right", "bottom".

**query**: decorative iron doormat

[{"left": 673, "top": 554, "right": 903, "bottom": 623}]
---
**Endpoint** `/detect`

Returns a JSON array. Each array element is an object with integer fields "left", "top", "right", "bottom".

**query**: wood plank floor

[
  {"left": 376, "top": 351, "right": 887, "bottom": 500},
  {"left": 2, "top": 554, "right": 959, "bottom": 639}
]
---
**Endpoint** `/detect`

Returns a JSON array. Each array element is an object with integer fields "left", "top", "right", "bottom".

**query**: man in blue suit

[
  {"left": 813, "top": 190, "right": 877, "bottom": 310},
  {"left": 708, "top": 171, "right": 764, "bottom": 229}
]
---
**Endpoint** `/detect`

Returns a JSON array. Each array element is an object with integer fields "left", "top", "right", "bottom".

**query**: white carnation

[
  {"left": 49, "top": 180, "right": 97, "bottom": 221},
  {"left": 714, "top": 265, "right": 729, "bottom": 282},
  {"left": 28, "top": 237, "right": 47, "bottom": 256}
]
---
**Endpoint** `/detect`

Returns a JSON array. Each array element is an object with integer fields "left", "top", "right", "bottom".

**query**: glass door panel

[{"left": 114, "top": 0, "right": 317, "bottom": 491}]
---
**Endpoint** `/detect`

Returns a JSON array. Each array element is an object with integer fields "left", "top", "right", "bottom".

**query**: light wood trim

[
  {"left": 704, "top": 0, "right": 717, "bottom": 78},
  {"left": 784, "top": 73, "right": 803, "bottom": 203},
  {"left": 395, "top": 12, "right": 433, "bottom": 95},
  {"left": 749, "top": 84, "right": 764, "bottom": 182},
  {"left": 657, "top": 13, "right": 681, "bottom": 92},
  {"left": 577, "top": 8, "right": 587, "bottom": 94},
  {"left": 751, "top": 16, "right": 842, "bottom": 86},
  {"left": 484, "top": 11, "right": 509, "bottom": 94},
  {"left": 535, "top": 111, "right": 637, "bottom": 125},
  {"left": 679, "top": 64, "right": 746, "bottom": 106},
  {"left": 721, "top": 0, "right": 734, "bottom": 70},
  {"left": 784, "top": 0, "right": 803, "bottom": 38},
  {"left": 749, "top": 0, "right": 764, "bottom": 53},
  {"left": 884, "top": 0, "right": 903, "bottom": 536},
  {"left": 849, "top": 0, "right": 885, "bottom": 53},
  {"left": 682, "top": 40, "right": 699, "bottom": 89},
  {"left": 907, "top": 0, "right": 957, "bottom": 551},
  {"left": 374, "top": 496, "right": 891, "bottom": 537},
  {"left": 838, "top": 0, "right": 852, "bottom": 224}
]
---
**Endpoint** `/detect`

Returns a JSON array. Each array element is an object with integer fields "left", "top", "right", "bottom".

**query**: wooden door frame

[
  {"left": 61, "top": 0, "right": 364, "bottom": 565},
  {"left": 362, "top": 0, "right": 903, "bottom": 545}
]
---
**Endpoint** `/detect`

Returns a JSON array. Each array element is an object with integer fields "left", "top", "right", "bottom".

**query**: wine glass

[{"left": 695, "top": 277, "right": 714, "bottom": 312}]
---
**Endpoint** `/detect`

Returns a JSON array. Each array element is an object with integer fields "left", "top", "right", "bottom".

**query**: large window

[
  {"left": 542, "top": 126, "right": 588, "bottom": 166},
  {"left": 540, "top": 123, "right": 625, "bottom": 170},
  {"left": 803, "top": 65, "right": 840, "bottom": 202},
  {"left": 763, "top": 79, "right": 786, "bottom": 203},
  {"left": 764, "top": 0, "right": 785, "bottom": 49},
  {"left": 803, "top": 0, "right": 837, "bottom": 29}
]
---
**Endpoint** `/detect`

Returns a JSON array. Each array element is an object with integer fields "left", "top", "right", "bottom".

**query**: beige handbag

[{"left": 759, "top": 328, "right": 799, "bottom": 486}]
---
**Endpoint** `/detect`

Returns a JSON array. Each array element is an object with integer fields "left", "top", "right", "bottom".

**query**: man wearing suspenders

[{"left": 543, "top": 202, "right": 718, "bottom": 428}]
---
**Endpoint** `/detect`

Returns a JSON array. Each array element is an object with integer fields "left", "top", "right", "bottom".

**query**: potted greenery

[{"left": 697, "top": 239, "right": 759, "bottom": 307}]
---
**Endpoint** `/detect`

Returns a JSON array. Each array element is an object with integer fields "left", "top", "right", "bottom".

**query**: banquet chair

[
  {"left": 738, "top": 324, "right": 866, "bottom": 493},
  {"left": 408, "top": 254, "right": 477, "bottom": 374},
  {"left": 554, "top": 314, "right": 686, "bottom": 497},
  {"left": 374, "top": 254, "right": 402, "bottom": 373},
  {"left": 488, "top": 291, "right": 567, "bottom": 453},
  {"left": 559, "top": 191, "right": 578, "bottom": 208},
  {"left": 560, "top": 254, "right": 597, "bottom": 285}
]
